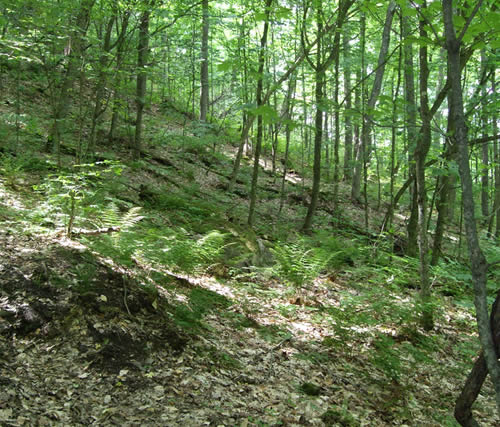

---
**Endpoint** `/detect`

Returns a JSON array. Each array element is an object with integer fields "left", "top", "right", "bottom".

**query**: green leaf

[
  {"left": 453, "top": 15, "right": 466, "bottom": 30},
  {"left": 217, "top": 60, "right": 233, "bottom": 72},
  {"left": 248, "top": 104, "right": 278, "bottom": 122}
]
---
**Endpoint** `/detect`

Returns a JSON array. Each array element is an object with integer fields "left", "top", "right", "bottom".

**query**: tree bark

[
  {"left": 351, "top": 1, "right": 396, "bottom": 203},
  {"left": 302, "top": 0, "right": 353, "bottom": 233},
  {"left": 108, "top": 10, "right": 131, "bottom": 142},
  {"left": 278, "top": 74, "right": 297, "bottom": 216},
  {"left": 493, "top": 73, "right": 500, "bottom": 239},
  {"left": 402, "top": 7, "right": 419, "bottom": 257},
  {"left": 480, "top": 51, "right": 489, "bottom": 224},
  {"left": 442, "top": 0, "right": 500, "bottom": 414},
  {"left": 342, "top": 25, "right": 353, "bottom": 182},
  {"left": 47, "top": 0, "right": 96, "bottom": 161},
  {"left": 199, "top": 0, "right": 209, "bottom": 122},
  {"left": 134, "top": 6, "right": 151, "bottom": 160},
  {"left": 455, "top": 290, "right": 500, "bottom": 426},
  {"left": 415, "top": 3, "right": 433, "bottom": 330},
  {"left": 88, "top": 14, "right": 114, "bottom": 157},
  {"left": 248, "top": 0, "right": 273, "bottom": 227}
]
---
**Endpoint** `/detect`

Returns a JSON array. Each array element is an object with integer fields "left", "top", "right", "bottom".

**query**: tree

[
  {"left": 442, "top": 0, "right": 500, "bottom": 416},
  {"left": 342, "top": 24, "right": 353, "bottom": 182},
  {"left": 247, "top": 0, "right": 273, "bottom": 227},
  {"left": 199, "top": 0, "right": 210, "bottom": 122},
  {"left": 351, "top": 1, "right": 396, "bottom": 203},
  {"left": 88, "top": 10, "right": 115, "bottom": 158},
  {"left": 47, "top": 0, "right": 96, "bottom": 163},
  {"left": 414, "top": 0, "right": 433, "bottom": 330},
  {"left": 134, "top": 3, "right": 153, "bottom": 159},
  {"left": 301, "top": 0, "right": 353, "bottom": 233}
]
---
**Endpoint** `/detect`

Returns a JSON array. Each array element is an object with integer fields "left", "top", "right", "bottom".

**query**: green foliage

[
  {"left": 271, "top": 238, "right": 335, "bottom": 287},
  {"left": 32, "top": 161, "right": 130, "bottom": 234},
  {"left": 159, "top": 229, "right": 228, "bottom": 274},
  {"left": 304, "top": 230, "right": 358, "bottom": 269},
  {"left": 321, "top": 406, "right": 358, "bottom": 427},
  {"left": 371, "top": 334, "right": 402, "bottom": 382},
  {"left": 173, "top": 287, "right": 231, "bottom": 332},
  {"left": 0, "top": 154, "right": 23, "bottom": 188}
]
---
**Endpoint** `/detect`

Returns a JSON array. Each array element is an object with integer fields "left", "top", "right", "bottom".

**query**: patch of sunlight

[
  {"left": 377, "top": 326, "right": 397, "bottom": 336},
  {"left": 444, "top": 232, "right": 458, "bottom": 242},
  {"left": 284, "top": 173, "right": 301, "bottom": 184},
  {"left": 163, "top": 268, "right": 235, "bottom": 299},
  {"left": 200, "top": 277, "right": 235, "bottom": 299},
  {"left": 174, "top": 294, "right": 189, "bottom": 304},
  {"left": 290, "top": 321, "right": 323, "bottom": 340},
  {"left": 348, "top": 325, "right": 372, "bottom": 334},
  {"left": 0, "top": 181, "right": 26, "bottom": 211},
  {"left": 56, "top": 237, "right": 87, "bottom": 251},
  {"left": 394, "top": 213, "right": 407, "bottom": 221}
]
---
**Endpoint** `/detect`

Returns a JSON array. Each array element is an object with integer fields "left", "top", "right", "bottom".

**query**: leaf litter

[{"left": 0, "top": 199, "right": 497, "bottom": 426}]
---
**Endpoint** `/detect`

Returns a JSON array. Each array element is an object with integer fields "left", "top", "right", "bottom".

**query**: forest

[{"left": 0, "top": 0, "right": 499, "bottom": 425}]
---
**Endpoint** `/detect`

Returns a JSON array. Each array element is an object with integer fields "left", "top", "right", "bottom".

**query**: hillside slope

[{"left": 0, "top": 97, "right": 498, "bottom": 426}]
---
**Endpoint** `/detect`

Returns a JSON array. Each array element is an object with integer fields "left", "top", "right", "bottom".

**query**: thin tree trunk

[
  {"left": 332, "top": 25, "right": 341, "bottom": 212},
  {"left": 302, "top": 0, "right": 353, "bottom": 232},
  {"left": 480, "top": 51, "right": 489, "bottom": 224},
  {"left": 302, "top": 1, "right": 324, "bottom": 233},
  {"left": 278, "top": 74, "right": 297, "bottom": 216},
  {"left": 443, "top": 0, "right": 500, "bottom": 414},
  {"left": 431, "top": 134, "right": 457, "bottom": 265},
  {"left": 383, "top": 33, "right": 402, "bottom": 234},
  {"left": 199, "top": 0, "right": 209, "bottom": 122},
  {"left": 415, "top": 6, "right": 433, "bottom": 329},
  {"left": 402, "top": 7, "right": 419, "bottom": 257},
  {"left": 109, "top": 11, "right": 131, "bottom": 142},
  {"left": 88, "top": 14, "right": 114, "bottom": 157},
  {"left": 248, "top": 0, "right": 273, "bottom": 227},
  {"left": 134, "top": 7, "right": 151, "bottom": 159},
  {"left": 351, "top": 0, "right": 396, "bottom": 203},
  {"left": 455, "top": 290, "right": 500, "bottom": 426},
  {"left": 342, "top": 24, "right": 353, "bottom": 182},
  {"left": 47, "top": 0, "right": 95, "bottom": 161},
  {"left": 493, "top": 73, "right": 500, "bottom": 239}
]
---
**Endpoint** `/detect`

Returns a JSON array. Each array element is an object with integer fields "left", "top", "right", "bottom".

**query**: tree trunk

[
  {"left": 415, "top": 5, "right": 433, "bottom": 330},
  {"left": 199, "top": 0, "right": 209, "bottom": 122},
  {"left": 247, "top": 0, "right": 273, "bottom": 227},
  {"left": 351, "top": 1, "right": 396, "bottom": 203},
  {"left": 301, "top": 1, "right": 324, "bottom": 233},
  {"left": 109, "top": 11, "right": 131, "bottom": 142},
  {"left": 332, "top": 25, "right": 341, "bottom": 212},
  {"left": 402, "top": 7, "right": 419, "bottom": 257},
  {"left": 443, "top": 0, "right": 500, "bottom": 414},
  {"left": 493, "top": 73, "right": 500, "bottom": 239},
  {"left": 342, "top": 24, "right": 353, "bottom": 182},
  {"left": 88, "top": 14, "right": 114, "bottom": 157},
  {"left": 278, "top": 74, "right": 297, "bottom": 216},
  {"left": 455, "top": 290, "right": 500, "bottom": 426},
  {"left": 134, "top": 7, "right": 151, "bottom": 160},
  {"left": 302, "top": 0, "right": 353, "bottom": 232},
  {"left": 431, "top": 132, "right": 457, "bottom": 266},
  {"left": 480, "top": 52, "right": 489, "bottom": 224},
  {"left": 47, "top": 0, "right": 95, "bottom": 161}
]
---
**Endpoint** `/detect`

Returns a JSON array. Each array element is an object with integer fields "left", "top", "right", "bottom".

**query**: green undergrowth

[{"left": 1, "top": 127, "right": 498, "bottom": 425}]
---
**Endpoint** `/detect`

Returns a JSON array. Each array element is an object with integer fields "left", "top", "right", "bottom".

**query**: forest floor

[{"left": 0, "top": 101, "right": 499, "bottom": 426}]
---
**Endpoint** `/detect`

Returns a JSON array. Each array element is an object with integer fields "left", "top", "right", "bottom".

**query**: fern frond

[
  {"left": 119, "top": 206, "right": 144, "bottom": 231},
  {"left": 101, "top": 203, "right": 120, "bottom": 228}
]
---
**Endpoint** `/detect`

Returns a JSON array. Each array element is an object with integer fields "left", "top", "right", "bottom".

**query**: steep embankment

[{"left": 0, "top": 101, "right": 498, "bottom": 425}]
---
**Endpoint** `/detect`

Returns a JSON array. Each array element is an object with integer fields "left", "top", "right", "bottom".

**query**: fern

[
  {"left": 272, "top": 239, "right": 333, "bottom": 288},
  {"left": 119, "top": 206, "right": 144, "bottom": 231},
  {"left": 101, "top": 203, "right": 120, "bottom": 228}
]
